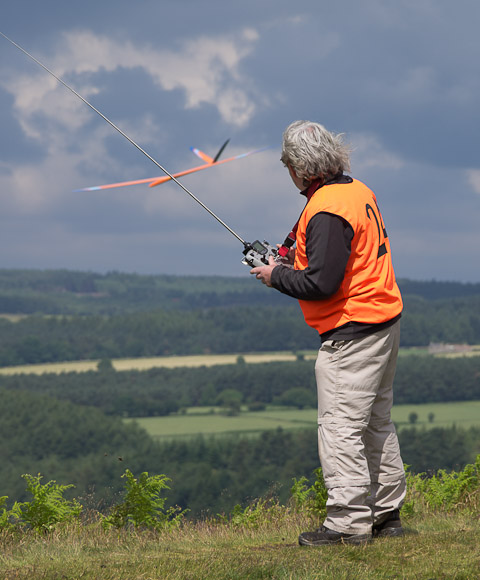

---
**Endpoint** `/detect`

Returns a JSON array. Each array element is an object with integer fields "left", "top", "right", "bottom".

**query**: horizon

[{"left": 0, "top": 266, "right": 479, "bottom": 288}]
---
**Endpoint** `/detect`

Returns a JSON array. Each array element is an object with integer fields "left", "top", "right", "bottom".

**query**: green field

[
  {"left": 126, "top": 400, "right": 480, "bottom": 440},
  {"left": 127, "top": 407, "right": 314, "bottom": 439}
]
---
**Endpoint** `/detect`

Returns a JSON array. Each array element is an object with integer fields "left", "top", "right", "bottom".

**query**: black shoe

[
  {"left": 372, "top": 509, "right": 404, "bottom": 538},
  {"left": 298, "top": 525, "right": 372, "bottom": 546}
]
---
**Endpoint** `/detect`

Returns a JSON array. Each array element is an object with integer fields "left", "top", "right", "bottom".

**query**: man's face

[{"left": 287, "top": 164, "right": 305, "bottom": 191}]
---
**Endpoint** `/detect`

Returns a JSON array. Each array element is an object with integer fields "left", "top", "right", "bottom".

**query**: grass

[
  {"left": 127, "top": 401, "right": 480, "bottom": 441},
  {"left": 127, "top": 407, "right": 315, "bottom": 439},
  {"left": 392, "top": 400, "right": 480, "bottom": 429},
  {"left": 0, "top": 509, "right": 478, "bottom": 579}
]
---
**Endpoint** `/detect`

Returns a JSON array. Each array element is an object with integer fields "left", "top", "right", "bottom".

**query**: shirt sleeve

[{"left": 270, "top": 212, "right": 353, "bottom": 300}]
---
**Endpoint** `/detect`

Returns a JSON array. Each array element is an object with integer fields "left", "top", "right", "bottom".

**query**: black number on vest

[{"left": 366, "top": 203, "right": 388, "bottom": 259}]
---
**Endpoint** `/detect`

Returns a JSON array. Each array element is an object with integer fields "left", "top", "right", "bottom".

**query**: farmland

[
  {"left": 0, "top": 351, "right": 317, "bottom": 375},
  {"left": 0, "top": 344, "right": 478, "bottom": 376},
  {"left": 126, "top": 400, "right": 480, "bottom": 440}
]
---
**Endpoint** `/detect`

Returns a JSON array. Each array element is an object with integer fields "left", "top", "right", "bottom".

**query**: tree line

[
  {"left": 0, "top": 297, "right": 480, "bottom": 366},
  {"left": 0, "top": 355, "right": 478, "bottom": 417},
  {"left": 0, "top": 307, "right": 318, "bottom": 366},
  {"left": 0, "top": 269, "right": 479, "bottom": 313},
  {"left": 0, "top": 269, "right": 289, "bottom": 315},
  {"left": 0, "top": 271, "right": 479, "bottom": 367}
]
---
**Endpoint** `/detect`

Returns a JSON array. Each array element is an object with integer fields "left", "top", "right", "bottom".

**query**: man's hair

[{"left": 281, "top": 120, "right": 351, "bottom": 182}]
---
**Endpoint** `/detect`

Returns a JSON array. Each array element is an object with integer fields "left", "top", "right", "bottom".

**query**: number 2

[{"left": 366, "top": 202, "right": 388, "bottom": 259}]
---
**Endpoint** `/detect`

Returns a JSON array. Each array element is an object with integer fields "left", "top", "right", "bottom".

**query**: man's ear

[{"left": 287, "top": 163, "right": 298, "bottom": 179}]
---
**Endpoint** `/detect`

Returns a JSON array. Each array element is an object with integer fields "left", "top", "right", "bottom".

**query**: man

[{"left": 251, "top": 120, "right": 406, "bottom": 546}]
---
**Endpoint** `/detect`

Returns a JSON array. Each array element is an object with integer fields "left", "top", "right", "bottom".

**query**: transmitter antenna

[{"left": 0, "top": 31, "right": 246, "bottom": 245}]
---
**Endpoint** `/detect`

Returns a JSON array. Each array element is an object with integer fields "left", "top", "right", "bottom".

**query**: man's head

[{"left": 281, "top": 120, "right": 351, "bottom": 187}]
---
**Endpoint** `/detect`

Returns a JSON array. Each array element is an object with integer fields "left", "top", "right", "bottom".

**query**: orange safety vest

[{"left": 294, "top": 178, "right": 403, "bottom": 335}]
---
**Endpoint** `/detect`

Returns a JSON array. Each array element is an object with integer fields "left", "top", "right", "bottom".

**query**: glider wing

[{"left": 74, "top": 141, "right": 269, "bottom": 192}]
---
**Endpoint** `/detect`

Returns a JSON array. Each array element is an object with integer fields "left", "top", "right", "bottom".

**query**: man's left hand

[{"left": 250, "top": 256, "right": 278, "bottom": 287}]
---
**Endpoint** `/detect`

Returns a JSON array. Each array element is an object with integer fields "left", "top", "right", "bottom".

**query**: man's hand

[
  {"left": 281, "top": 246, "right": 296, "bottom": 265},
  {"left": 250, "top": 256, "right": 278, "bottom": 287}
]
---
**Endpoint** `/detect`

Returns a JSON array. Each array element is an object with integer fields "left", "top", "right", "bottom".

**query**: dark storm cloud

[{"left": 240, "top": 1, "right": 480, "bottom": 170}]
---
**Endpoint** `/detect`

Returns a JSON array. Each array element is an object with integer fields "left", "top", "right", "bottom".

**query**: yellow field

[
  {"left": 441, "top": 345, "right": 480, "bottom": 358},
  {"left": 0, "top": 351, "right": 317, "bottom": 376},
  {"left": 0, "top": 344, "right": 479, "bottom": 376},
  {"left": 0, "top": 314, "right": 27, "bottom": 322}
]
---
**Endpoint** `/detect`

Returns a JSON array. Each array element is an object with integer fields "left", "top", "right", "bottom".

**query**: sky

[{"left": 1, "top": 0, "right": 480, "bottom": 282}]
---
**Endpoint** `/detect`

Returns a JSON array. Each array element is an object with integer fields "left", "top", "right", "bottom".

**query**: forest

[
  {"left": 0, "top": 272, "right": 479, "bottom": 366},
  {"left": 0, "top": 355, "right": 478, "bottom": 416},
  {"left": 0, "top": 269, "right": 479, "bottom": 516}
]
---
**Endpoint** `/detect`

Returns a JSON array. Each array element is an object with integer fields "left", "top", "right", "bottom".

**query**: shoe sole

[
  {"left": 299, "top": 534, "right": 372, "bottom": 547},
  {"left": 374, "top": 527, "right": 405, "bottom": 538}
]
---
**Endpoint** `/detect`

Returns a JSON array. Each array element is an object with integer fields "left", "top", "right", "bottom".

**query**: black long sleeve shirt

[
  {"left": 270, "top": 189, "right": 401, "bottom": 341},
  {"left": 271, "top": 212, "right": 353, "bottom": 300}
]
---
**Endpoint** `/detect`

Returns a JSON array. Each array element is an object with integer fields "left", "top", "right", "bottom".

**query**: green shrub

[
  {"left": 247, "top": 401, "right": 266, "bottom": 412},
  {"left": 5, "top": 474, "right": 82, "bottom": 533},
  {"left": 403, "top": 455, "right": 480, "bottom": 515},
  {"left": 276, "top": 387, "right": 316, "bottom": 409},
  {"left": 290, "top": 467, "right": 328, "bottom": 521},
  {"left": 220, "top": 497, "right": 285, "bottom": 529},
  {"left": 0, "top": 495, "right": 13, "bottom": 531},
  {"left": 102, "top": 469, "right": 186, "bottom": 531}
]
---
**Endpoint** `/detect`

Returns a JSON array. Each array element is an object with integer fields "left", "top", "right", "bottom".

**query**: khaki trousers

[{"left": 315, "top": 320, "right": 406, "bottom": 534}]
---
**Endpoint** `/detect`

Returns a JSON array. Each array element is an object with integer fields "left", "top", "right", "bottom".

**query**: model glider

[{"left": 74, "top": 140, "right": 269, "bottom": 192}]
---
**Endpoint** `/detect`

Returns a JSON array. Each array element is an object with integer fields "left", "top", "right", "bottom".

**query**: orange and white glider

[{"left": 74, "top": 140, "right": 269, "bottom": 192}]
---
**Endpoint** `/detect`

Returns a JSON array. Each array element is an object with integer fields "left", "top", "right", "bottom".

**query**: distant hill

[
  {"left": 0, "top": 269, "right": 478, "bottom": 315},
  {"left": 0, "top": 269, "right": 288, "bottom": 314},
  {"left": 398, "top": 279, "right": 480, "bottom": 300}
]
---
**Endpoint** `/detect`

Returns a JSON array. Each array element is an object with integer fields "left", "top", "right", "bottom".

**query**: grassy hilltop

[
  {"left": 1, "top": 459, "right": 480, "bottom": 579},
  {"left": 1, "top": 476, "right": 479, "bottom": 580}
]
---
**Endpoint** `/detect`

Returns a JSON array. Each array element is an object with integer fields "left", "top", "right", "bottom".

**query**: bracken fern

[
  {"left": 6, "top": 474, "right": 82, "bottom": 533},
  {"left": 102, "top": 468, "right": 186, "bottom": 531},
  {"left": 403, "top": 454, "right": 480, "bottom": 515}
]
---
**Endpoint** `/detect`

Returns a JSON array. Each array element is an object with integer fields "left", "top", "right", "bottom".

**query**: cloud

[
  {"left": 467, "top": 170, "right": 480, "bottom": 195},
  {"left": 0, "top": 26, "right": 264, "bottom": 221},
  {"left": 350, "top": 133, "right": 405, "bottom": 171},
  {"left": 2, "top": 27, "right": 261, "bottom": 135}
]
